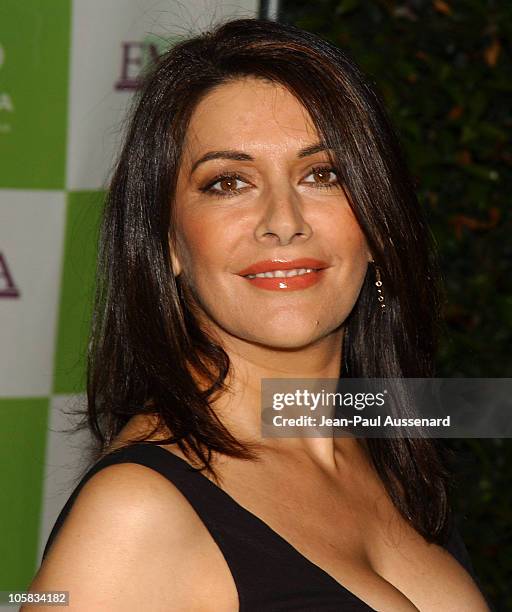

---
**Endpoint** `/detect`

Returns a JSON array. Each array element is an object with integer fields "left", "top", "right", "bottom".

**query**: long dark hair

[{"left": 86, "top": 18, "right": 453, "bottom": 543}]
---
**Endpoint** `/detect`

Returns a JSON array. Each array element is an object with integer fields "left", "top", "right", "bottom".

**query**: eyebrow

[{"left": 189, "top": 141, "right": 329, "bottom": 174}]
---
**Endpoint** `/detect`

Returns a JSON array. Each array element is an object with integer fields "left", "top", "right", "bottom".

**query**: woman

[{"left": 29, "top": 18, "right": 492, "bottom": 611}]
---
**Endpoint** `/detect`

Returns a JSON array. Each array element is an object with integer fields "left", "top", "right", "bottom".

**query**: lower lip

[{"left": 241, "top": 269, "right": 327, "bottom": 291}]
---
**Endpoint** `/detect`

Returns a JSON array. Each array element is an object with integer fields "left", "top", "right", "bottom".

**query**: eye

[
  {"left": 302, "top": 166, "right": 339, "bottom": 188},
  {"left": 200, "top": 173, "right": 251, "bottom": 197}
]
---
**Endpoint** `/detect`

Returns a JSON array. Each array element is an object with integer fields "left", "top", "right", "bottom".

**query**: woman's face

[{"left": 171, "top": 77, "right": 371, "bottom": 349}]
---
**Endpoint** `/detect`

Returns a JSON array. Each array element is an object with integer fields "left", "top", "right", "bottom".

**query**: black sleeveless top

[{"left": 41, "top": 442, "right": 493, "bottom": 611}]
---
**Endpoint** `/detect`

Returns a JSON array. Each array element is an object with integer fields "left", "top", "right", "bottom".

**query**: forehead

[{"left": 183, "top": 77, "right": 319, "bottom": 156}]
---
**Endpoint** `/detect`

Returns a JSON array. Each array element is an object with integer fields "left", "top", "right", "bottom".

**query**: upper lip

[{"left": 237, "top": 258, "right": 330, "bottom": 276}]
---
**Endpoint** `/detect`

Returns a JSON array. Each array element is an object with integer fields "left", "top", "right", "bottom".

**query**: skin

[
  {"left": 170, "top": 76, "right": 372, "bottom": 467},
  {"left": 26, "top": 77, "right": 490, "bottom": 612}
]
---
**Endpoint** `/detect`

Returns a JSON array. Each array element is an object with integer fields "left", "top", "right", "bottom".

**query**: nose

[{"left": 254, "top": 185, "right": 312, "bottom": 246}]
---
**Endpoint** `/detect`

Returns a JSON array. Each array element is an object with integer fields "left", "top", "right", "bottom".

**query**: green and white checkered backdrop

[{"left": 0, "top": 0, "right": 279, "bottom": 597}]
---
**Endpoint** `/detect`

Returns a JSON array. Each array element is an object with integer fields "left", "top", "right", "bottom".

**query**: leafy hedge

[{"left": 279, "top": 0, "right": 512, "bottom": 608}]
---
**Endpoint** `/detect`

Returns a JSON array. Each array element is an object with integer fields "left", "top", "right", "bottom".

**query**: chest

[{"left": 191, "top": 453, "right": 488, "bottom": 612}]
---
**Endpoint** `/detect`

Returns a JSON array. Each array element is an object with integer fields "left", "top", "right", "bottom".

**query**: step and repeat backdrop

[{"left": 0, "top": 0, "right": 277, "bottom": 595}]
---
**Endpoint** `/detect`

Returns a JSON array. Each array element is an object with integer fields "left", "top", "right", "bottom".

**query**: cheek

[
  {"left": 176, "top": 210, "right": 239, "bottom": 277},
  {"left": 320, "top": 213, "right": 369, "bottom": 309},
  {"left": 325, "top": 210, "right": 369, "bottom": 263}
]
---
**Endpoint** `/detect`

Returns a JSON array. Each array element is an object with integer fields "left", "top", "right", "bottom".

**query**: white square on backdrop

[{"left": 0, "top": 190, "right": 66, "bottom": 396}]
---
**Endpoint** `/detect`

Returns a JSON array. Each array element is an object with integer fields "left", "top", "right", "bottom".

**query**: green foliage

[{"left": 280, "top": 0, "right": 511, "bottom": 607}]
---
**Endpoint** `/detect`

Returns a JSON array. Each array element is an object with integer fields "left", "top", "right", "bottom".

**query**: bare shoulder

[{"left": 27, "top": 462, "right": 224, "bottom": 611}]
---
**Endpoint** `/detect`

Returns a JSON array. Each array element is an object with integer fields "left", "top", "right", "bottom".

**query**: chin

[{"left": 244, "top": 327, "right": 328, "bottom": 350}]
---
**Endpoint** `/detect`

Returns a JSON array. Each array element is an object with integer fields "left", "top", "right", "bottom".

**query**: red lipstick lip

[{"left": 237, "top": 258, "right": 329, "bottom": 276}]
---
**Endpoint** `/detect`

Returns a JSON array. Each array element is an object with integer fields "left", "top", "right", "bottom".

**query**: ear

[
  {"left": 168, "top": 237, "right": 182, "bottom": 277},
  {"left": 364, "top": 239, "right": 374, "bottom": 263},
  {"left": 170, "top": 252, "right": 182, "bottom": 277}
]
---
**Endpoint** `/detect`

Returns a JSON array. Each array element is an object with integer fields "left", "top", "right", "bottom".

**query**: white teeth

[{"left": 246, "top": 268, "right": 315, "bottom": 279}]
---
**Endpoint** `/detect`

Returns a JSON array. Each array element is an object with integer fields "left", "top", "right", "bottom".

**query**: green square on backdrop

[
  {"left": 0, "top": 397, "right": 49, "bottom": 590},
  {"left": 0, "top": 0, "right": 71, "bottom": 189},
  {"left": 53, "top": 191, "right": 104, "bottom": 395}
]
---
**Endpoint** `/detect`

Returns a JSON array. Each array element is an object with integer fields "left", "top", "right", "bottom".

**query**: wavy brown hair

[{"left": 85, "top": 18, "right": 453, "bottom": 543}]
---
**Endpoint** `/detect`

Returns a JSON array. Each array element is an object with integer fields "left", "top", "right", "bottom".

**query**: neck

[{"left": 202, "top": 324, "right": 360, "bottom": 471}]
